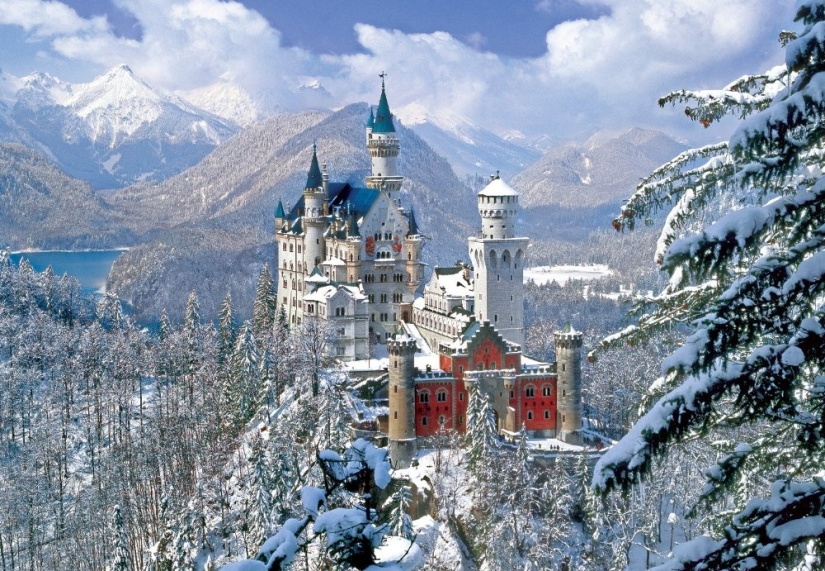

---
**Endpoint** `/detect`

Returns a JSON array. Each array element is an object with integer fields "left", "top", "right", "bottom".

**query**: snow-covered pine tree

[
  {"left": 217, "top": 292, "right": 236, "bottom": 367},
  {"left": 226, "top": 320, "right": 259, "bottom": 427},
  {"left": 184, "top": 290, "right": 200, "bottom": 333},
  {"left": 252, "top": 264, "right": 277, "bottom": 340},
  {"left": 109, "top": 505, "right": 130, "bottom": 571},
  {"left": 159, "top": 308, "right": 172, "bottom": 341},
  {"left": 594, "top": 3, "right": 825, "bottom": 568},
  {"left": 383, "top": 485, "right": 415, "bottom": 540}
]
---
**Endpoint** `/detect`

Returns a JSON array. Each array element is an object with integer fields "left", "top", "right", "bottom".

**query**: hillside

[{"left": 0, "top": 143, "right": 131, "bottom": 249}]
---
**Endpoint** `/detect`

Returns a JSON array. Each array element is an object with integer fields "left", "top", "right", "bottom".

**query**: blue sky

[{"left": 0, "top": 0, "right": 798, "bottom": 142}]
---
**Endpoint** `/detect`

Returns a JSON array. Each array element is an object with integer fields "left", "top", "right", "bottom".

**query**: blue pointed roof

[
  {"left": 372, "top": 81, "right": 395, "bottom": 134},
  {"left": 305, "top": 144, "right": 323, "bottom": 189},
  {"left": 407, "top": 207, "right": 419, "bottom": 236},
  {"left": 275, "top": 199, "right": 285, "bottom": 218},
  {"left": 365, "top": 107, "right": 375, "bottom": 128}
]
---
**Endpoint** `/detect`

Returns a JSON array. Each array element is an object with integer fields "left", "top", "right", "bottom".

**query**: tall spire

[
  {"left": 305, "top": 142, "right": 323, "bottom": 189},
  {"left": 372, "top": 73, "right": 395, "bottom": 134},
  {"left": 407, "top": 207, "right": 419, "bottom": 236}
]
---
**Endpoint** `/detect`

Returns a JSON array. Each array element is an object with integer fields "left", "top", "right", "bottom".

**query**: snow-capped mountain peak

[{"left": 8, "top": 65, "right": 239, "bottom": 188}]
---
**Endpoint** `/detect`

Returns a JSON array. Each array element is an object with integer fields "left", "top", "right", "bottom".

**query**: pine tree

[
  {"left": 109, "top": 505, "right": 130, "bottom": 571},
  {"left": 594, "top": 4, "right": 825, "bottom": 568},
  {"left": 159, "top": 308, "right": 172, "bottom": 341},
  {"left": 217, "top": 292, "right": 236, "bottom": 366},
  {"left": 224, "top": 320, "right": 260, "bottom": 427},
  {"left": 183, "top": 290, "right": 200, "bottom": 333},
  {"left": 252, "top": 264, "right": 276, "bottom": 340},
  {"left": 383, "top": 485, "right": 415, "bottom": 540}
]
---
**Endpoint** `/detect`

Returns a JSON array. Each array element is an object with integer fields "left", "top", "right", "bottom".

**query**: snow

[
  {"left": 478, "top": 177, "right": 519, "bottom": 197},
  {"left": 781, "top": 346, "right": 805, "bottom": 367},
  {"left": 374, "top": 536, "right": 424, "bottom": 569},
  {"left": 524, "top": 264, "right": 612, "bottom": 285},
  {"left": 301, "top": 487, "right": 327, "bottom": 517},
  {"left": 220, "top": 560, "right": 267, "bottom": 571}
]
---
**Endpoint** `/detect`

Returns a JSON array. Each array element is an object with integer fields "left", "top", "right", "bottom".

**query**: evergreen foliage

[{"left": 594, "top": 3, "right": 825, "bottom": 568}]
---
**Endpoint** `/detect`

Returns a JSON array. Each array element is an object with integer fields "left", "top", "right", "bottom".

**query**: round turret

[
  {"left": 365, "top": 79, "right": 403, "bottom": 194},
  {"left": 554, "top": 324, "right": 583, "bottom": 445},
  {"left": 477, "top": 174, "right": 520, "bottom": 240},
  {"left": 387, "top": 336, "right": 417, "bottom": 468},
  {"left": 303, "top": 145, "right": 326, "bottom": 271}
]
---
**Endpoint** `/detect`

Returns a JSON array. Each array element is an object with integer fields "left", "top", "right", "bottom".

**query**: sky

[{"left": 0, "top": 0, "right": 799, "bottom": 144}]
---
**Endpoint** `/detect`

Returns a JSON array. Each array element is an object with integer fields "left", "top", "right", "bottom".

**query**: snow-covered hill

[
  {"left": 396, "top": 103, "right": 540, "bottom": 181},
  {"left": 6, "top": 65, "right": 238, "bottom": 189}
]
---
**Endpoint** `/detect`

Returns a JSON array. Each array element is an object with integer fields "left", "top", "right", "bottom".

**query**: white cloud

[
  {"left": 0, "top": 0, "right": 108, "bottom": 38},
  {"left": 0, "top": 0, "right": 800, "bottom": 141}
]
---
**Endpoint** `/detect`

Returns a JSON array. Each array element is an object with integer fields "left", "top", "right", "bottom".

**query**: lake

[{"left": 9, "top": 250, "right": 126, "bottom": 295}]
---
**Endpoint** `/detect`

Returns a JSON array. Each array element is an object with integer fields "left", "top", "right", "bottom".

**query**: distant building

[{"left": 273, "top": 81, "right": 583, "bottom": 469}]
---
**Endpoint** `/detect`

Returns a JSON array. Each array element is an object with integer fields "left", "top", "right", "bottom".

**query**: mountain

[
  {"left": 0, "top": 143, "right": 131, "bottom": 249},
  {"left": 514, "top": 128, "right": 686, "bottom": 209},
  {"left": 512, "top": 128, "right": 687, "bottom": 241},
  {"left": 396, "top": 103, "right": 540, "bottom": 181},
  {"left": 104, "top": 103, "right": 477, "bottom": 322},
  {"left": 6, "top": 65, "right": 238, "bottom": 189}
]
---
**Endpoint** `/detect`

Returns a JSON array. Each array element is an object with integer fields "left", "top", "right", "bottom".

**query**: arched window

[
  {"left": 436, "top": 390, "right": 447, "bottom": 402},
  {"left": 544, "top": 410, "right": 550, "bottom": 419},
  {"left": 542, "top": 386, "right": 551, "bottom": 397},
  {"left": 419, "top": 392, "right": 430, "bottom": 403},
  {"left": 422, "top": 416, "right": 428, "bottom": 426},
  {"left": 525, "top": 386, "right": 535, "bottom": 398},
  {"left": 527, "top": 410, "right": 533, "bottom": 420}
]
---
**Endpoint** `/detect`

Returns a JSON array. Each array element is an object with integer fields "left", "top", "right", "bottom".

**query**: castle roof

[
  {"left": 407, "top": 207, "right": 420, "bottom": 236},
  {"left": 365, "top": 107, "right": 375, "bottom": 128},
  {"left": 275, "top": 199, "right": 285, "bottom": 218},
  {"left": 305, "top": 145, "right": 323, "bottom": 189},
  {"left": 280, "top": 183, "right": 381, "bottom": 235},
  {"left": 372, "top": 83, "right": 396, "bottom": 134},
  {"left": 478, "top": 176, "right": 519, "bottom": 198}
]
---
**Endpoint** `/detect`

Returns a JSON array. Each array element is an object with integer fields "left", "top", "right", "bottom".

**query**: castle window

[
  {"left": 419, "top": 392, "right": 429, "bottom": 403},
  {"left": 543, "top": 386, "right": 551, "bottom": 397},
  {"left": 422, "top": 416, "right": 428, "bottom": 426},
  {"left": 525, "top": 386, "right": 535, "bottom": 398},
  {"left": 458, "top": 415, "right": 464, "bottom": 425},
  {"left": 368, "top": 294, "right": 375, "bottom": 303},
  {"left": 438, "top": 416, "right": 446, "bottom": 425},
  {"left": 282, "top": 243, "right": 287, "bottom": 251},
  {"left": 459, "top": 366, "right": 464, "bottom": 373},
  {"left": 436, "top": 390, "right": 447, "bottom": 402},
  {"left": 459, "top": 392, "right": 464, "bottom": 401},
  {"left": 298, "top": 245, "right": 302, "bottom": 253},
  {"left": 562, "top": 364, "right": 566, "bottom": 372},
  {"left": 380, "top": 294, "right": 388, "bottom": 303},
  {"left": 394, "top": 411, "right": 397, "bottom": 419},
  {"left": 562, "top": 390, "right": 566, "bottom": 397},
  {"left": 336, "top": 347, "right": 345, "bottom": 356},
  {"left": 527, "top": 411, "right": 533, "bottom": 420},
  {"left": 510, "top": 390, "right": 514, "bottom": 399},
  {"left": 289, "top": 244, "right": 294, "bottom": 252},
  {"left": 544, "top": 410, "right": 550, "bottom": 419}
]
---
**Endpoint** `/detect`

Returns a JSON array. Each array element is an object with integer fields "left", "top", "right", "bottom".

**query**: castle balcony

[{"left": 366, "top": 136, "right": 400, "bottom": 148}]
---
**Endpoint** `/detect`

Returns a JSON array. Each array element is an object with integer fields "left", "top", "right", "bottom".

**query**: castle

[{"left": 275, "top": 81, "right": 583, "bottom": 468}]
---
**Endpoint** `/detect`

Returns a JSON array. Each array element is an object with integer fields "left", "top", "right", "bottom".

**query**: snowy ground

[{"left": 524, "top": 264, "right": 612, "bottom": 285}]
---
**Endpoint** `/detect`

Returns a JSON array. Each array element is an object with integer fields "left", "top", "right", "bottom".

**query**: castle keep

[{"left": 275, "top": 81, "right": 583, "bottom": 468}]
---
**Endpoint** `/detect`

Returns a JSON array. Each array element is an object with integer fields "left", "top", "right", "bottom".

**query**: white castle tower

[
  {"left": 365, "top": 74, "right": 403, "bottom": 197},
  {"left": 302, "top": 144, "right": 326, "bottom": 272},
  {"left": 467, "top": 174, "right": 529, "bottom": 347}
]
